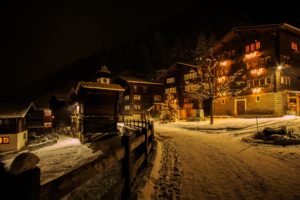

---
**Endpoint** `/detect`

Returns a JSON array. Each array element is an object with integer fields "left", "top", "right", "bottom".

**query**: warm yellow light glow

[
  {"left": 277, "top": 65, "right": 282, "bottom": 69},
  {"left": 218, "top": 76, "right": 226, "bottom": 83},
  {"left": 250, "top": 68, "right": 264, "bottom": 76},
  {"left": 252, "top": 87, "right": 262, "bottom": 94},
  {"left": 244, "top": 51, "right": 260, "bottom": 60},
  {"left": 220, "top": 61, "right": 227, "bottom": 66}
]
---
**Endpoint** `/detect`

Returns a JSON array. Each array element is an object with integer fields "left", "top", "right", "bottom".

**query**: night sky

[{"left": 1, "top": 0, "right": 299, "bottom": 97}]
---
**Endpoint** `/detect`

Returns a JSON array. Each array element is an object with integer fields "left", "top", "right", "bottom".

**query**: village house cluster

[{"left": 1, "top": 23, "right": 300, "bottom": 152}]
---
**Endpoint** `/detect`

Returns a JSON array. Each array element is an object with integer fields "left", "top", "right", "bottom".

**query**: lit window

[
  {"left": 134, "top": 105, "right": 141, "bottom": 110},
  {"left": 245, "top": 45, "right": 250, "bottom": 53},
  {"left": 134, "top": 85, "right": 138, "bottom": 90},
  {"left": 287, "top": 77, "right": 291, "bottom": 85},
  {"left": 166, "top": 77, "right": 175, "bottom": 84},
  {"left": 124, "top": 105, "right": 130, "bottom": 110},
  {"left": 250, "top": 44, "right": 255, "bottom": 51},
  {"left": 255, "top": 41, "right": 261, "bottom": 49},
  {"left": 256, "top": 96, "right": 261, "bottom": 102},
  {"left": 281, "top": 77, "right": 285, "bottom": 84},
  {"left": 165, "top": 88, "right": 169, "bottom": 94},
  {"left": 185, "top": 86, "right": 189, "bottom": 92},
  {"left": 134, "top": 95, "right": 141, "bottom": 101},
  {"left": 0, "top": 137, "right": 10, "bottom": 144},
  {"left": 124, "top": 95, "right": 130, "bottom": 101},
  {"left": 291, "top": 42, "right": 298, "bottom": 51},
  {"left": 169, "top": 87, "right": 176, "bottom": 93}
]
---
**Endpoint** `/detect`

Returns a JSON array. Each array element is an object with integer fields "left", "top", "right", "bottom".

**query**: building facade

[
  {"left": 0, "top": 103, "right": 34, "bottom": 152},
  {"left": 74, "top": 66, "right": 124, "bottom": 142},
  {"left": 115, "top": 76, "right": 164, "bottom": 120},
  {"left": 159, "top": 62, "right": 202, "bottom": 120},
  {"left": 212, "top": 23, "right": 300, "bottom": 117}
]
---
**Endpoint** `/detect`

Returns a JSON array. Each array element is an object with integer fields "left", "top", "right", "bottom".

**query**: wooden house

[
  {"left": 49, "top": 88, "right": 76, "bottom": 131},
  {"left": 74, "top": 66, "right": 124, "bottom": 142},
  {"left": 115, "top": 76, "right": 164, "bottom": 120},
  {"left": 159, "top": 62, "right": 202, "bottom": 120},
  {"left": 212, "top": 23, "right": 300, "bottom": 117},
  {"left": 0, "top": 102, "right": 35, "bottom": 152}
]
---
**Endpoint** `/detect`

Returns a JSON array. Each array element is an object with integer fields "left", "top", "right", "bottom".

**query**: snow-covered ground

[
  {"left": 142, "top": 117, "right": 300, "bottom": 200},
  {"left": 3, "top": 136, "right": 104, "bottom": 184}
]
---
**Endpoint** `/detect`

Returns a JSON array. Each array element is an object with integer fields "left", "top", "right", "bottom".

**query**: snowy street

[{"left": 149, "top": 117, "right": 300, "bottom": 200}]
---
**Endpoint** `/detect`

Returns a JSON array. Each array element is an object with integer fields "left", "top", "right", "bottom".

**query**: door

[{"left": 236, "top": 100, "right": 246, "bottom": 115}]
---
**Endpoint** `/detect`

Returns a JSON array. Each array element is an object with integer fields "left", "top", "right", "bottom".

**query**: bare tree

[{"left": 185, "top": 54, "right": 247, "bottom": 124}]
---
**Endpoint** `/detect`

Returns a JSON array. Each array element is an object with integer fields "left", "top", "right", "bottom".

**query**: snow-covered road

[{"left": 151, "top": 118, "right": 300, "bottom": 200}]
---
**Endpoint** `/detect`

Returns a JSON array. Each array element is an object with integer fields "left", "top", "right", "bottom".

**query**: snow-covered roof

[
  {"left": 76, "top": 81, "right": 125, "bottom": 92},
  {"left": 0, "top": 102, "right": 35, "bottom": 119},
  {"left": 158, "top": 62, "right": 198, "bottom": 79},
  {"left": 118, "top": 76, "right": 163, "bottom": 85}
]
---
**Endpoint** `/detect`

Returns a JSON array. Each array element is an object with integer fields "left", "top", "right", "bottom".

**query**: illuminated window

[
  {"left": 134, "top": 105, "right": 141, "bottom": 110},
  {"left": 165, "top": 88, "right": 169, "bottom": 94},
  {"left": 134, "top": 85, "right": 138, "bottom": 91},
  {"left": 250, "top": 44, "right": 255, "bottom": 51},
  {"left": 0, "top": 137, "right": 10, "bottom": 144},
  {"left": 124, "top": 95, "right": 130, "bottom": 101},
  {"left": 124, "top": 105, "right": 130, "bottom": 110},
  {"left": 134, "top": 95, "right": 141, "bottom": 101},
  {"left": 255, "top": 41, "right": 261, "bottom": 49},
  {"left": 185, "top": 86, "right": 189, "bottom": 92},
  {"left": 256, "top": 96, "right": 261, "bottom": 102},
  {"left": 291, "top": 42, "right": 298, "bottom": 51},
  {"left": 166, "top": 77, "right": 175, "bottom": 84},
  {"left": 287, "top": 77, "right": 291, "bottom": 85},
  {"left": 169, "top": 87, "right": 176, "bottom": 93},
  {"left": 184, "top": 72, "right": 197, "bottom": 80},
  {"left": 154, "top": 95, "right": 161, "bottom": 101},
  {"left": 245, "top": 45, "right": 250, "bottom": 53}
]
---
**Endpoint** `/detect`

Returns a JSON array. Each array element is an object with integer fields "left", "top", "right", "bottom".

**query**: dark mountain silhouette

[{"left": 9, "top": 0, "right": 300, "bottom": 103}]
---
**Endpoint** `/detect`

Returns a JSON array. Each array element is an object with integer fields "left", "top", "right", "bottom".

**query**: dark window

[{"left": 256, "top": 96, "right": 260, "bottom": 102}]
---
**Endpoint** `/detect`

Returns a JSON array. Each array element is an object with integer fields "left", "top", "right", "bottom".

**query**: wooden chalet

[
  {"left": 49, "top": 88, "right": 76, "bottom": 131},
  {"left": 159, "top": 62, "right": 202, "bottom": 120},
  {"left": 115, "top": 76, "right": 164, "bottom": 120},
  {"left": 212, "top": 23, "right": 300, "bottom": 116},
  {"left": 0, "top": 102, "right": 35, "bottom": 152},
  {"left": 74, "top": 66, "right": 124, "bottom": 142}
]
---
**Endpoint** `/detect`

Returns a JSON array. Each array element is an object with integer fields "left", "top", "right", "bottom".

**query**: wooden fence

[{"left": 7, "top": 120, "right": 155, "bottom": 200}]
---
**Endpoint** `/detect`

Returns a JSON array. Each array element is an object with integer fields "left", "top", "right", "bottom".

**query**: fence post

[
  {"left": 143, "top": 128, "right": 148, "bottom": 166},
  {"left": 16, "top": 167, "right": 41, "bottom": 200},
  {"left": 151, "top": 121, "right": 155, "bottom": 146},
  {"left": 122, "top": 135, "right": 132, "bottom": 199}
]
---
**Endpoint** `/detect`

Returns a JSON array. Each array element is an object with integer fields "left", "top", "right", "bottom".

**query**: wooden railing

[{"left": 7, "top": 120, "right": 155, "bottom": 200}]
